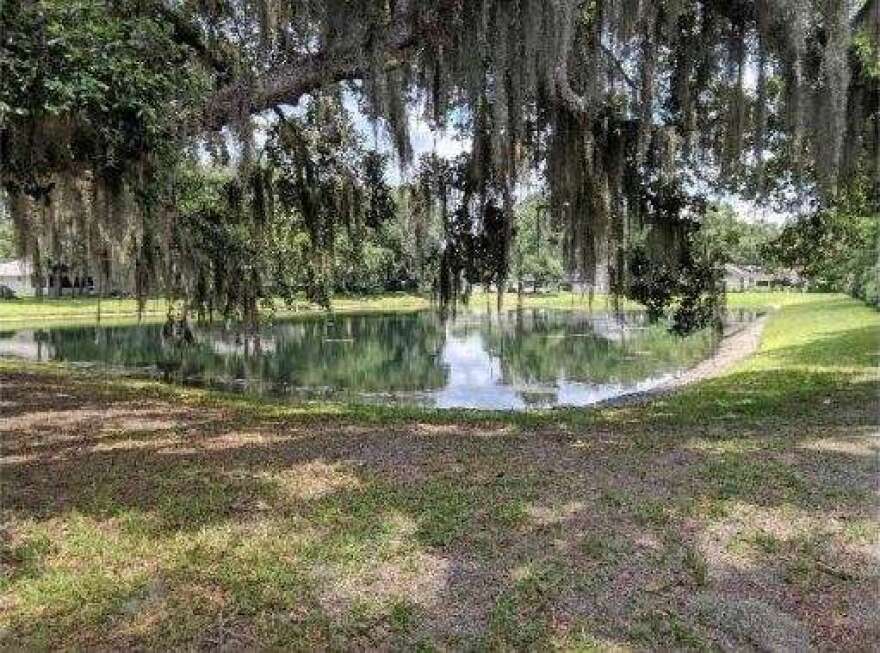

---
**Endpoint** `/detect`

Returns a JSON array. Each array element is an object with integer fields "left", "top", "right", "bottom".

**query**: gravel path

[{"left": 599, "top": 315, "right": 769, "bottom": 407}]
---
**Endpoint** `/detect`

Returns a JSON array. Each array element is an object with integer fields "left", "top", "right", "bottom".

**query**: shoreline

[{"left": 596, "top": 315, "right": 769, "bottom": 408}]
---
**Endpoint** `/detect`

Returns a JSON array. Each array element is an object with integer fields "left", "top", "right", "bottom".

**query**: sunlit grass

[
  {"left": 0, "top": 288, "right": 823, "bottom": 327},
  {"left": 1, "top": 293, "right": 877, "bottom": 648}
]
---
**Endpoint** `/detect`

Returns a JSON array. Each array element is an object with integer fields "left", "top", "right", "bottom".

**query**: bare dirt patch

[{"left": 1, "top": 364, "right": 877, "bottom": 649}]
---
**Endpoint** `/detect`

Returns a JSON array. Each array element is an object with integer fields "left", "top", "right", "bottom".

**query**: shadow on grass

[
  {"left": 605, "top": 369, "right": 876, "bottom": 432},
  {"left": 2, "top": 370, "right": 878, "bottom": 649},
  {"left": 1, "top": 298, "right": 878, "bottom": 648}
]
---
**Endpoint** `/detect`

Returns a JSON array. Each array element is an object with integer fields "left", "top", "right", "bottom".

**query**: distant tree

[
  {"left": 393, "top": 185, "right": 443, "bottom": 293},
  {"left": 0, "top": 195, "right": 15, "bottom": 260},
  {"left": 269, "top": 96, "right": 397, "bottom": 306},
  {"left": 695, "top": 204, "right": 779, "bottom": 268},
  {"left": 511, "top": 196, "right": 564, "bottom": 294},
  {"left": 769, "top": 180, "right": 879, "bottom": 306}
]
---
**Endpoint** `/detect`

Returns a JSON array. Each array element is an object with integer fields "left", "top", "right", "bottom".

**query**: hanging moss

[{"left": 1, "top": 0, "right": 874, "bottom": 329}]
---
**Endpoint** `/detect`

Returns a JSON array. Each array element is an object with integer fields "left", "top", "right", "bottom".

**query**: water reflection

[{"left": 0, "top": 308, "right": 758, "bottom": 410}]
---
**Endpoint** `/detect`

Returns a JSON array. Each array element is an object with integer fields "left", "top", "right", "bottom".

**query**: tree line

[{"left": 0, "top": 1, "right": 876, "bottom": 326}]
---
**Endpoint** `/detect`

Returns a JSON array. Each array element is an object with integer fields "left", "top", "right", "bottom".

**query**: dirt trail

[{"left": 601, "top": 315, "right": 768, "bottom": 407}]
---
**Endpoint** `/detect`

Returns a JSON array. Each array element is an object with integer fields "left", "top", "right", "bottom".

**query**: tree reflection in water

[{"left": 0, "top": 308, "right": 757, "bottom": 409}]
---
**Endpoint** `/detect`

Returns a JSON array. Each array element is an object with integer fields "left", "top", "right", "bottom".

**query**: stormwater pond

[{"left": 0, "top": 307, "right": 758, "bottom": 410}]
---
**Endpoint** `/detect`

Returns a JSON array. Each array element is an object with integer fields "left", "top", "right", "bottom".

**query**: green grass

[
  {"left": 0, "top": 287, "right": 704, "bottom": 328},
  {"left": 0, "top": 287, "right": 815, "bottom": 320},
  {"left": 0, "top": 289, "right": 633, "bottom": 327},
  {"left": 0, "top": 292, "right": 877, "bottom": 648},
  {"left": 0, "top": 292, "right": 431, "bottom": 328},
  {"left": 0, "top": 296, "right": 169, "bottom": 324}
]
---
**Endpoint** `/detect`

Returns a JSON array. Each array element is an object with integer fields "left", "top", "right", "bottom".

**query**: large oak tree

[{"left": 1, "top": 0, "right": 877, "bottom": 321}]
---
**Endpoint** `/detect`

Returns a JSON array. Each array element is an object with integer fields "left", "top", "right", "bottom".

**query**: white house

[
  {"left": 0, "top": 258, "right": 36, "bottom": 296},
  {"left": 0, "top": 258, "right": 100, "bottom": 297},
  {"left": 723, "top": 264, "right": 774, "bottom": 291},
  {"left": 723, "top": 263, "right": 805, "bottom": 291}
]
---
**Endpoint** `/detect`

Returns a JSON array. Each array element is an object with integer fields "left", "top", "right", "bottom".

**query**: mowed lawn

[
  {"left": 0, "top": 294, "right": 429, "bottom": 329},
  {"left": 0, "top": 294, "right": 877, "bottom": 649},
  {"left": 0, "top": 290, "right": 635, "bottom": 328}
]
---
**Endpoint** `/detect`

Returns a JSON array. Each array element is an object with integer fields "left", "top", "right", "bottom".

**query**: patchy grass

[
  {"left": 0, "top": 296, "right": 169, "bottom": 326},
  {"left": 0, "top": 293, "right": 877, "bottom": 648},
  {"left": 0, "top": 293, "right": 430, "bottom": 328},
  {"left": 0, "top": 288, "right": 687, "bottom": 328}
]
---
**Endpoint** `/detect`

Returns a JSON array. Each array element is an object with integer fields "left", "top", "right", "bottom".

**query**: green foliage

[
  {"left": 0, "top": 196, "right": 16, "bottom": 259},
  {"left": 695, "top": 204, "right": 779, "bottom": 268},
  {"left": 0, "top": 0, "right": 210, "bottom": 307},
  {"left": 626, "top": 225, "right": 724, "bottom": 333},
  {"left": 510, "top": 196, "right": 564, "bottom": 292},
  {"left": 0, "top": 0, "right": 206, "bottom": 192},
  {"left": 853, "top": 28, "right": 880, "bottom": 80},
  {"left": 333, "top": 223, "right": 412, "bottom": 294},
  {"left": 269, "top": 96, "right": 398, "bottom": 306},
  {"left": 770, "top": 182, "right": 879, "bottom": 307},
  {"left": 1, "top": 0, "right": 873, "bottom": 326},
  {"left": 168, "top": 164, "right": 278, "bottom": 322}
]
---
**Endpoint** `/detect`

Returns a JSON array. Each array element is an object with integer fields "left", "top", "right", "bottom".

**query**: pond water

[{"left": 0, "top": 308, "right": 758, "bottom": 410}]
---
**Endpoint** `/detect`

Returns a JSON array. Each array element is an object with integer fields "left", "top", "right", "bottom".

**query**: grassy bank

[
  {"left": 0, "top": 294, "right": 877, "bottom": 648},
  {"left": 0, "top": 288, "right": 823, "bottom": 329},
  {"left": 0, "top": 296, "right": 169, "bottom": 324},
  {"left": 0, "top": 289, "right": 635, "bottom": 326},
  {"left": 0, "top": 293, "right": 430, "bottom": 328}
]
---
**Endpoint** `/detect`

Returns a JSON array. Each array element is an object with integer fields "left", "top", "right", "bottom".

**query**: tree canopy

[
  {"left": 1, "top": 0, "right": 877, "bottom": 323},
  {"left": 769, "top": 175, "right": 879, "bottom": 304},
  {"left": 694, "top": 203, "right": 779, "bottom": 268}
]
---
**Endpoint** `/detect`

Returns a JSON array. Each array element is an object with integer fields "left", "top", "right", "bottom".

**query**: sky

[
  {"left": 726, "top": 196, "right": 792, "bottom": 225},
  {"left": 259, "top": 93, "right": 793, "bottom": 226},
  {"left": 346, "top": 94, "right": 467, "bottom": 183},
  {"left": 351, "top": 101, "right": 793, "bottom": 225}
]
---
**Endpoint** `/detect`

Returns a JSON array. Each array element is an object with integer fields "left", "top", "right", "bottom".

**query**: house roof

[
  {"left": 0, "top": 259, "right": 32, "bottom": 277},
  {"left": 723, "top": 263, "right": 774, "bottom": 280}
]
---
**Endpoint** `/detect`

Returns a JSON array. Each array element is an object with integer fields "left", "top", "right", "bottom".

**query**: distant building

[
  {"left": 724, "top": 264, "right": 805, "bottom": 291},
  {"left": 0, "top": 259, "right": 35, "bottom": 296},
  {"left": 0, "top": 258, "right": 96, "bottom": 297},
  {"left": 772, "top": 268, "right": 807, "bottom": 288}
]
